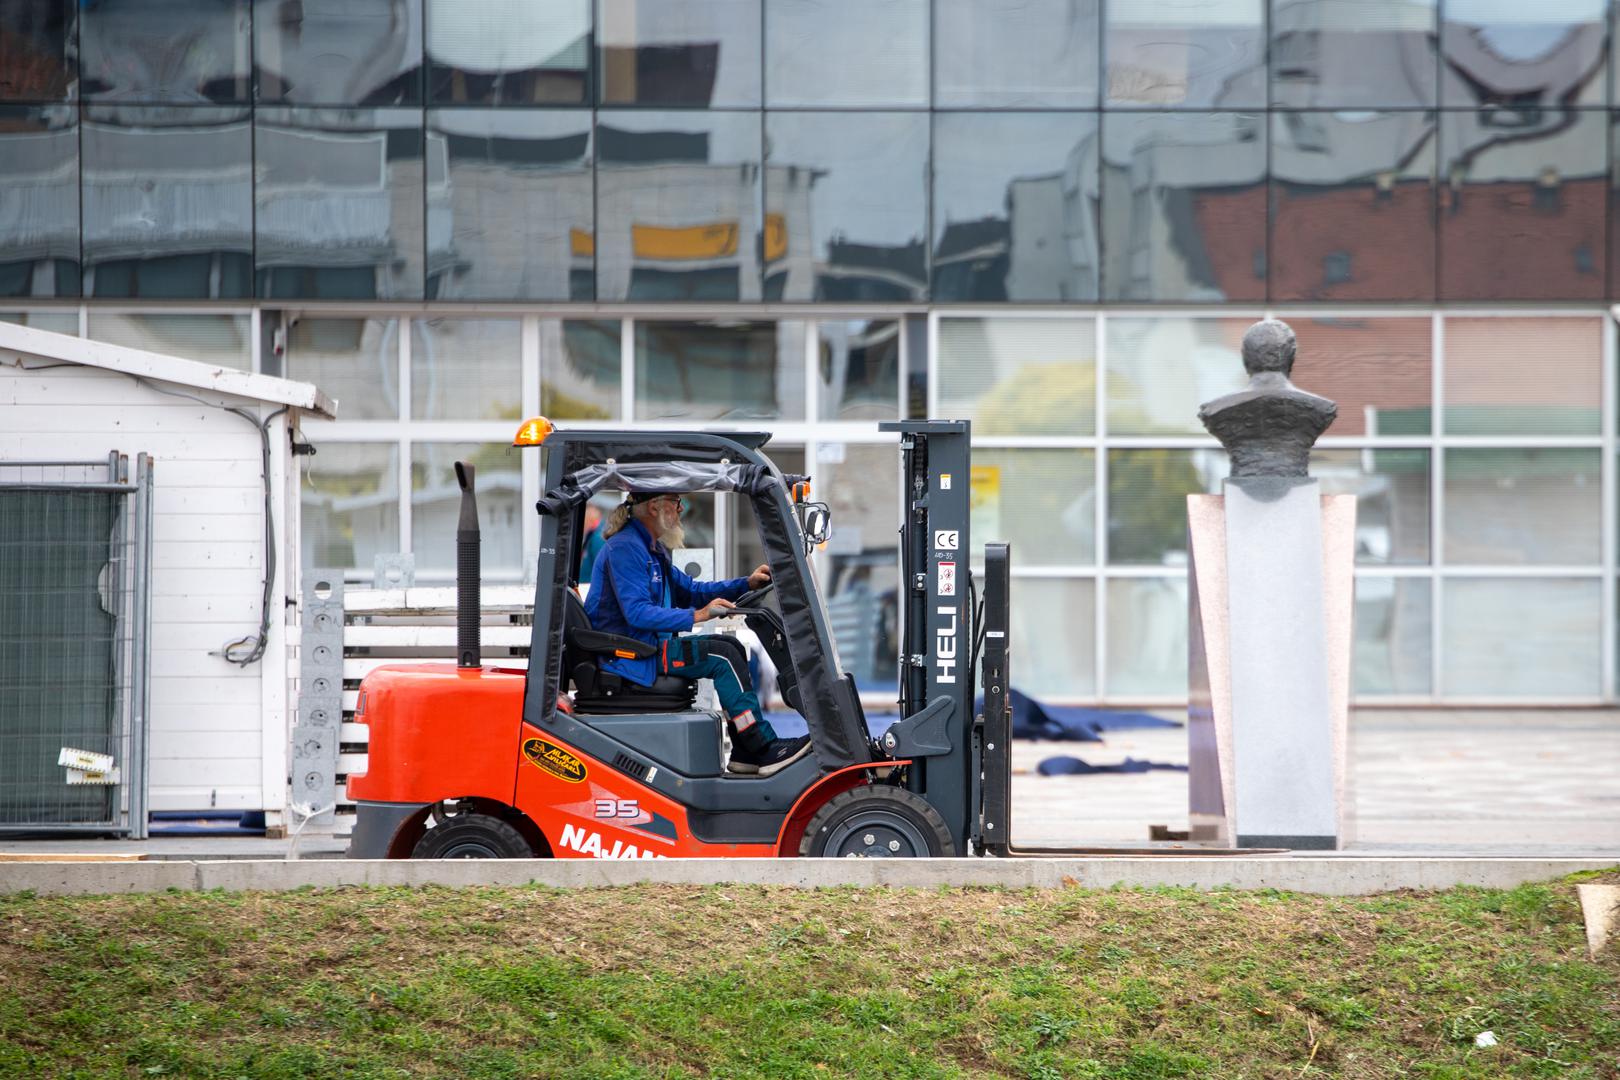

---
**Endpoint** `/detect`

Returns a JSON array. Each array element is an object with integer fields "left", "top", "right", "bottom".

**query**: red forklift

[{"left": 345, "top": 419, "right": 1014, "bottom": 859}]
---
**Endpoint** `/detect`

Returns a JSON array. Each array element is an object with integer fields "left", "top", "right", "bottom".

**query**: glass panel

[
  {"left": 1106, "top": 577, "right": 1186, "bottom": 697},
  {"left": 282, "top": 316, "right": 400, "bottom": 421},
  {"left": 1444, "top": 448, "right": 1600, "bottom": 565},
  {"left": 1104, "top": 0, "right": 1265, "bottom": 108},
  {"left": 1443, "top": 317, "right": 1601, "bottom": 436},
  {"left": 817, "top": 319, "right": 899, "bottom": 420},
  {"left": 1440, "top": 0, "right": 1608, "bottom": 108},
  {"left": 1353, "top": 577, "right": 1431, "bottom": 696},
  {"left": 82, "top": 106, "right": 251, "bottom": 299},
  {"left": 1107, "top": 448, "right": 1226, "bottom": 566},
  {"left": 81, "top": 0, "right": 250, "bottom": 103},
  {"left": 596, "top": 110, "right": 761, "bottom": 302},
  {"left": 937, "top": 316, "right": 1096, "bottom": 436},
  {"left": 1013, "top": 577, "right": 1096, "bottom": 699},
  {"left": 931, "top": 112, "right": 1099, "bottom": 302},
  {"left": 0, "top": 0, "right": 76, "bottom": 101},
  {"left": 934, "top": 0, "right": 1100, "bottom": 107},
  {"left": 254, "top": 0, "right": 423, "bottom": 106},
  {"left": 598, "top": 0, "right": 761, "bottom": 107},
  {"left": 733, "top": 447, "right": 805, "bottom": 582},
  {"left": 634, "top": 320, "right": 806, "bottom": 421},
  {"left": 1101, "top": 112, "right": 1267, "bottom": 302},
  {"left": 410, "top": 318, "right": 521, "bottom": 421},
  {"left": 412, "top": 443, "right": 523, "bottom": 576},
  {"left": 0, "top": 104, "right": 78, "bottom": 298},
  {"left": 1289, "top": 316, "right": 1431, "bottom": 436},
  {"left": 1442, "top": 578, "right": 1601, "bottom": 696},
  {"left": 429, "top": 0, "right": 589, "bottom": 105},
  {"left": 255, "top": 108, "right": 424, "bottom": 301},
  {"left": 814, "top": 443, "right": 900, "bottom": 693},
  {"left": 1270, "top": 0, "right": 1436, "bottom": 108},
  {"left": 543, "top": 319, "right": 621, "bottom": 420},
  {"left": 302, "top": 442, "right": 400, "bottom": 573},
  {"left": 971, "top": 449, "right": 1095, "bottom": 567},
  {"left": 1311, "top": 449, "right": 1431, "bottom": 565},
  {"left": 1271, "top": 111, "right": 1436, "bottom": 302},
  {"left": 1106, "top": 316, "right": 1251, "bottom": 436},
  {"left": 86, "top": 312, "right": 250, "bottom": 369},
  {"left": 766, "top": 0, "right": 928, "bottom": 107},
  {"left": 765, "top": 112, "right": 928, "bottom": 302},
  {"left": 1439, "top": 108, "right": 1606, "bottom": 302},
  {"left": 426, "top": 109, "right": 592, "bottom": 301},
  {"left": 0, "top": 309, "right": 76, "bottom": 333}
]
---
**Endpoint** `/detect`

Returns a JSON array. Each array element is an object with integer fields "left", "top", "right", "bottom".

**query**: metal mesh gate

[{"left": 0, "top": 454, "right": 152, "bottom": 836}]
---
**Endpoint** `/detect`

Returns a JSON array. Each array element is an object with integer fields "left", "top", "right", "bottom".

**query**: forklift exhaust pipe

[{"left": 454, "top": 461, "right": 480, "bottom": 669}]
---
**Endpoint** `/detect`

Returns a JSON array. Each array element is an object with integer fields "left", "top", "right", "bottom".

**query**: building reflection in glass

[
  {"left": 426, "top": 110, "right": 592, "bottom": 301},
  {"left": 428, "top": 0, "right": 590, "bottom": 105},
  {"left": 255, "top": 108, "right": 425, "bottom": 300},
  {"left": 766, "top": 0, "right": 928, "bottom": 107},
  {"left": 82, "top": 106, "right": 252, "bottom": 298},
  {"left": 1270, "top": 0, "right": 1437, "bottom": 108},
  {"left": 1271, "top": 110, "right": 1436, "bottom": 301},
  {"left": 0, "top": 0, "right": 75, "bottom": 101},
  {"left": 1105, "top": 0, "right": 1265, "bottom": 108},
  {"left": 766, "top": 112, "right": 928, "bottom": 302},
  {"left": 599, "top": 0, "right": 760, "bottom": 107},
  {"left": 254, "top": 0, "right": 423, "bottom": 106},
  {"left": 634, "top": 320, "right": 806, "bottom": 421},
  {"left": 1289, "top": 316, "right": 1433, "bottom": 436},
  {"left": 932, "top": 112, "right": 1098, "bottom": 302},
  {"left": 934, "top": 0, "right": 1100, "bottom": 108},
  {"left": 817, "top": 319, "right": 900, "bottom": 420},
  {"left": 1101, "top": 112, "right": 1266, "bottom": 302},
  {"left": 0, "top": 104, "right": 78, "bottom": 297},
  {"left": 80, "top": 0, "right": 251, "bottom": 103},
  {"left": 1440, "top": 0, "right": 1608, "bottom": 108}
]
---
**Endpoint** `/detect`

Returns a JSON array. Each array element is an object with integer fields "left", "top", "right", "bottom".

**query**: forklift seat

[{"left": 563, "top": 590, "right": 700, "bottom": 715}]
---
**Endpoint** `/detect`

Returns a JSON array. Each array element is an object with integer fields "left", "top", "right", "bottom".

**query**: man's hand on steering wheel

[{"left": 747, "top": 563, "right": 771, "bottom": 590}]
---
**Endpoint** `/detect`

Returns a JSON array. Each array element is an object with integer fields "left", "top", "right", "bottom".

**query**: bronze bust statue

[{"left": 1198, "top": 320, "right": 1337, "bottom": 478}]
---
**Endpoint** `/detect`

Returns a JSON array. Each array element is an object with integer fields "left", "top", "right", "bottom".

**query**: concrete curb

[{"left": 1, "top": 857, "right": 1613, "bottom": 897}]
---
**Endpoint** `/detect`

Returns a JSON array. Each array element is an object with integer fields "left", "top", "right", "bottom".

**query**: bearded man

[{"left": 584, "top": 491, "right": 812, "bottom": 776}]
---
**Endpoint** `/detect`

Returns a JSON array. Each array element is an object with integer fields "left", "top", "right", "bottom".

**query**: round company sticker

[{"left": 522, "top": 737, "right": 587, "bottom": 783}]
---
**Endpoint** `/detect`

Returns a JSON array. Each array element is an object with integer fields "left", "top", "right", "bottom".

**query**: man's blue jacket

[{"left": 584, "top": 516, "right": 749, "bottom": 687}]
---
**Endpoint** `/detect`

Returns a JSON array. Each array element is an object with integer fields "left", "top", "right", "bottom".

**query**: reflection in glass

[
  {"left": 818, "top": 320, "right": 899, "bottom": 421},
  {"left": 932, "top": 112, "right": 1099, "bottom": 302},
  {"left": 255, "top": 108, "right": 424, "bottom": 301},
  {"left": 1439, "top": 109, "right": 1606, "bottom": 301},
  {"left": 937, "top": 316, "right": 1096, "bottom": 436},
  {"left": 1105, "top": 0, "right": 1265, "bottom": 108},
  {"left": 1290, "top": 317, "right": 1432, "bottom": 436},
  {"left": 1271, "top": 111, "right": 1436, "bottom": 301},
  {"left": 86, "top": 313, "right": 251, "bottom": 369},
  {"left": 1270, "top": 0, "right": 1436, "bottom": 108},
  {"left": 1442, "top": 578, "right": 1600, "bottom": 696},
  {"left": 634, "top": 321, "right": 806, "bottom": 421},
  {"left": 543, "top": 320, "right": 621, "bottom": 420},
  {"left": 599, "top": 0, "right": 760, "bottom": 106},
  {"left": 1107, "top": 449, "right": 1226, "bottom": 565},
  {"left": 426, "top": 110, "right": 592, "bottom": 301},
  {"left": 734, "top": 447, "right": 804, "bottom": 589},
  {"left": 1014, "top": 578, "right": 1096, "bottom": 699},
  {"left": 411, "top": 319, "right": 520, "bottom": 421},
  {"left": 596, "top": 111, "right": 761, "bottom": 302},
  {"left": 302, "top": 442, "right": 400, "bottom": 574},
  {"left": 935, "top": 0, "right": 1099, "bottom": 107},
  {"left": 282, "top": 317, "right": 400, "bottom": 421},
  {"left": 766, "top": 113, "right": 928, "bottom": 303},
  {"left": 1101, "top": 112, "right": 1266, "bottom": 302},
  {"left": 82, "top": 106, "right": 251, "bottom": 299},
  {"left": 1106, "top": 317, "right": 1251, "bottom": 436},
  {"left": 255, "top": 0, "right": 422, "bottom": 105},
  {"left": 0, "top": 105, "right": 78, "bottom": 297},
  {"left": 1443, "top": 317, "right": 1601, "bottom": 436},
  {"left": 0, "top": 0, "right": 75, "bottom": 101},
  {"left": 766, "top": 0, "right": 927, "bottom": 107},
  {"left": 1106, "top": 577, "right": 1186, "bottom": 697},
  {"left": 1444, "top": 449, "right": 1600, "bottom": 566},
  {"left": 1311, "top": 449, "right": 1430, "bottom": 564},
  {"left": 0, "top": 309, "right": 76, "bottom": 333},
  {"left": 815, "top": 443, "right": 900, "bottom": 691},
  {"left": 1353, "top": 577, "right": 1430, "bottom": 695},
  {"left": 412, "top": 443, "right": 522, "bottom": 575},
  {"left": 429, "top": 0, "right": 589, "bottom": 105},
  {"left": 1441, "top": 0, "right": 1607, "bottom": 108},
  {"left": 81, "top": 0, "right": 250, "bottom": 102},
  {"left": 972, "top": 449, "right": 1095, "bottom": 566}
]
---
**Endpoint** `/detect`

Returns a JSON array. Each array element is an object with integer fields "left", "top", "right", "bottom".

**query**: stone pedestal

[{"left": 1187, "top": 479, "right": 1356, "bottom": 849}]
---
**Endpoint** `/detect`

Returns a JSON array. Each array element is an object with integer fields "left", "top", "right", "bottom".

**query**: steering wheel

[{"left": 731, "top": 581, "right": 775, "bottom": 610}]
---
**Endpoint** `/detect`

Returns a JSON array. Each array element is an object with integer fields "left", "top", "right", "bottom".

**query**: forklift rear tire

[
  {"left": 798, "top": 786, "right": 956, "bottom": 858},
  {"left": 412, "top": 813, "right": 535, "bottom": 859}
]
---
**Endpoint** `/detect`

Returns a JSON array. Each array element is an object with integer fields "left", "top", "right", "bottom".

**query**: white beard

[{"left": 658, "top": 522, "right": 686, "bottom": 551}]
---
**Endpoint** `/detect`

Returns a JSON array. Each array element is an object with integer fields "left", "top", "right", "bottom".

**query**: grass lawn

[{"left": 1, "top": 874, "right": 1616, "bottom": 1079}]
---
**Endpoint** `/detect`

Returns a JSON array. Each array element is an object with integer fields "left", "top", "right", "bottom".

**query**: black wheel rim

[{"left": 823, "top": 810, "right": 931, "bottom": 858}]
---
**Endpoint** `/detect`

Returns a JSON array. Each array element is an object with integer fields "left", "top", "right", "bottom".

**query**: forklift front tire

[
  {"left": 798, "top": 786, "right": 956, "bottom": 858},
  {"left": 412, "top": 812, "right": 535, "bottom": 859}
]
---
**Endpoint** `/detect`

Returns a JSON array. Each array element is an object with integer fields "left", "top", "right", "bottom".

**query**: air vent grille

[{"left": 613, "top": 753, "right": 648, "bottom": 780}]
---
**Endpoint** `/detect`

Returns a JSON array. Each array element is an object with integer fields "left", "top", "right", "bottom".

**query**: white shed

[{"left": 0, "top": 323, "right": 335, "bottom": 831}]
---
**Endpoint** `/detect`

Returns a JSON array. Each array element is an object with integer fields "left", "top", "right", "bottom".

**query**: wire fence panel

[{"left": 0, "top": 454, "right": 152, "bottom": 836}]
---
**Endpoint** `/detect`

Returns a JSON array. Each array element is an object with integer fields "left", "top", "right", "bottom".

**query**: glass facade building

[{"left": 2, "top": 0, "right": 1617, "bottom": 702}]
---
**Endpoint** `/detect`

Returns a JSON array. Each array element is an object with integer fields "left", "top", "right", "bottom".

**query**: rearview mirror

[{"left": 797, "top": 501, "right": 831, "bottom": 551}]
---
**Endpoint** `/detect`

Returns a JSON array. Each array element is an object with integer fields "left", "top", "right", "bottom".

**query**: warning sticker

[{"left": 938, "top": 561, "right": 957, "bottom": 597}]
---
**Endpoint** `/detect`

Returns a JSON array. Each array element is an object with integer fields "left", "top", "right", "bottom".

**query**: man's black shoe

[{"left": 727, "top": 735, "right": 812, "bottom": 777}]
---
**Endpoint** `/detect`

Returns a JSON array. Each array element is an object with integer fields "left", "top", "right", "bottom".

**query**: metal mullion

[
  {"left": 804, "top": 318, "right": 819, "bottom": 426},
  {"left": 1009, "top": 565, "right": 1104, "bottom": 578},
  {"left": 927, "top": 310, "right": 940, "bottom": 418},
  {"left": 1094, "top": 312, "right": 1109, "bottom": 699},
  {"left": 397, "top": 317, "right": 412, "bottom": 559},
  {"left": 1437, "top": 435, "right": 1604, "bottom": 449},
  {"left": 521, "top": 316, "right": 541, "bottom": 578},
  {"left": 620, "top": 317, "right": 635, "bottom": 420},
  {"left": 1103, "top": 565, "right": 1188, "bottom": 578},
  {"left": 1431, "top": 310, "right": 1445, "bottom": 700},
  {"left": 1602, "top": 311, "right": 1616, "bottom": 700},
  {"left": 1440, "top": 565, "right": 1605, "bottom": 578},
  {"left": 968, "top": 434, "right": 1102, "bottom": 449}
]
